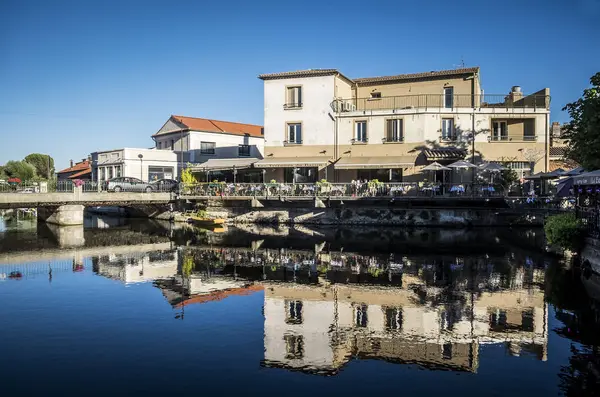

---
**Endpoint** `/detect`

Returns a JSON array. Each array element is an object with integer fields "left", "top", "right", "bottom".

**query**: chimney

[
  {"left": 70, "top": 159, "right": 74, "bottom": 168},
  {"left": 509, "top": 86, "right": 523, "bottom": 103}
]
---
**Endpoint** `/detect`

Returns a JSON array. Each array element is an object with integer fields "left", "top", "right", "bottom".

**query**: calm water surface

[{"left": 1, "top": 216, "right": 599, "bottom": 396}]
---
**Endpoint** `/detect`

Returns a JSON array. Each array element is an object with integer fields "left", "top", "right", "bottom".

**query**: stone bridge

[{"left": 0, "top": 187, "right": 173, "bottom": 225}]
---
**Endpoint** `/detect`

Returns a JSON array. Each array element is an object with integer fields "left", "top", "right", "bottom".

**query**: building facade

[
  {"left": 56, "top": 158, "right": 92, "bottom": 181},
  {"left": 152, "top": 115, "right": 264, "bottom": 181},
  {"left": 257, "top": 68, "right": 550, "bottom": 183},
  {"left": 91, "top": 148, "right": 178, "bottom": 183}
]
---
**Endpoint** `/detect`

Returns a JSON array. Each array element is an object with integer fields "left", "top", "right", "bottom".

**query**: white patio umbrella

[
  {"left": 479, "top": 162, "right": 506, "bottom": 183},
  {"left": 421, "top": 162, "right": 450, "bottom": 183},
  {"left": 447, "top": 160, "right": 476, "bottom": 183}
]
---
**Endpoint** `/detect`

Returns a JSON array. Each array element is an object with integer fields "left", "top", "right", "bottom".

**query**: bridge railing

[{"left": 180, "top": 182, "right": 506, "bottom": 198}]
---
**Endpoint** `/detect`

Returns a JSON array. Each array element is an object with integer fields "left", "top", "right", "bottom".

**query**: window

[
  {"left": 444, "top": 87, "right": 454, "bottom": 108},
  {"left": 521, "top": 309, "right": 535, "bottom": 332},
  {"left": 238, "top": 144, "right": 251, "bottom": 157},
  {"left": 158, "top": 141, "right": 162, "bottom": 149},
  {"left": 148, "top": 166, "right": 173, "bottom": 181},
  {"left": 284, "top": 334, "right": 304, "bottom": 359},
  {"left": 285, "top": 300, "right": 303, "bottom": 325},
  {"left": 502, "top": 161, "right": 531, "bottom": 178},
  {"left": 492, "top": 121, "right": 508, "bottom": 141},
  {"left": 370, "top": 92, "right": 381, "bottom": 99},
  {"left": 170, "top": 139, "right": 175, "bottom": 150},
  {"left": 357, "top": 169, "right": 402, "bottom": 183},
  {"left": 523, "top": 119, "right": 536, "bottom": 141},
  {"left": 108, "top": 166, "right": 114, "bottom": 179},
  {"left": 100, "top": 167, "right": 106, "bottom": 181},
  {"left": 384, "top": 307, "right": 403, "bottom": 330},
  {"left": 200, "top": 142, "right": 216, "bottom": 155},
  {"left": 284, "top": 167, "right": 317, "bottom": 183},
  {"left": 441, "top": 118, "right": 455, "bottom": 140},
  {"left": 355, "top": 304, "right": 368, "bottom": 328},
  {"left": 355, "top": 121, "right": 367, "bottom": 142},
  {"left": 442, "top": 343, "right": 453, "bottom": 360},
  {"left": 386, "top": 119, "right": 403, "bottom": 142},
  {"left": 285, "top": 86, "right": 302, "bottom": 108},
  {"left": 115, "top": 165, "right": 122, "bottom": 178},
  {"left": 287, "top": 123, "right": 302, "bottom": 144}
]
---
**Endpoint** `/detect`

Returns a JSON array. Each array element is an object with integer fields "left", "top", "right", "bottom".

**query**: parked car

[
  {"left": 20, "top": 187, "right": 36, "bottom": 194},
  {"left": 105, "top": 177, "right": 153, "bottom": 193},
  {"left": 150, "top": 178, "right": 179, "bottom": 192}
]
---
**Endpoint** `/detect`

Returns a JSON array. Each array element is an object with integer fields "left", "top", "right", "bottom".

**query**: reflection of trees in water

[{"left": 547, "top": 259, "right": 600, "bottom": 395}]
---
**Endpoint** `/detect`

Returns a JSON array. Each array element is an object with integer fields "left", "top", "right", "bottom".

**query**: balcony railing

[
  {"left": 331, "top": 94, "right": 550, "bottom": 113},
  {"left": 283, "top": 102, "right": 302, "bottom": 109},
  {"left": 439, "top": 135, "right": 458, "bottom": 142},
  {"left": 382, "top": 136, "right": 404, "bottom": 143},
  {"left": 489, "top": 135, "right": 538, "bottom": 142}
]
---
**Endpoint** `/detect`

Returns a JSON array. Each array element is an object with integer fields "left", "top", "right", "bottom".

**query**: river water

[{"left": 1, "top": 216, "right": 599, "bottom": 396}]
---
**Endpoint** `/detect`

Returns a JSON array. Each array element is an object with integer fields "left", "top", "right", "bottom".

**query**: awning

[
  {"left": 573, "top": 170, "right": 600, "bottom": 186},
  {"left": 334, "top": 156, "right": 415, "bottom": 169},
  {"left": 423, "top": 148, "right": 467, "bottom": 161},
  {"left": 191, "top": 158, "right": 260, "bottom": 171},
  {"left": 254, "top": 157, "right": 331, "bottom": 168}
]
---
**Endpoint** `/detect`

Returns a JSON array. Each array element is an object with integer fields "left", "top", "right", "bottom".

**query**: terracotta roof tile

[
  {"left": 157, "top": 115, "right": 263, "bottom": 138},
  {"left": 353, "top": 67, "right": 480, "bottom": 85},
  {"left": 68, "top": 169, "right": 92, "bottom": 179},
  {"left": 258, "top": 69, "right": 340, "bottom": 80},
  {"left": 57, "top": 160, "right": 90, "bottom": 174}
]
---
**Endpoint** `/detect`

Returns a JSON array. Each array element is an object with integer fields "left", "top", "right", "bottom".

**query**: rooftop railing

[{"left": 331, "top": 94, "right": 550, "bottom": 113}]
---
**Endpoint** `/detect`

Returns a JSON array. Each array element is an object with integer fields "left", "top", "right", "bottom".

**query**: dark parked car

[
  {"left": 150, "top": 178, "right": 179, "bottom": 192},
  {"left": 105, "top": 177, "right": 152, "bottom": 193}
]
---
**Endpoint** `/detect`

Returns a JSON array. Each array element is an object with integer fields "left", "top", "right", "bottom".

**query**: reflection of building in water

[
  {"left": 93, "top": 249, "right": 178, "bottom": 284},
  {"left": 263, "top": 274, "right": 548, "bottom": 375}
]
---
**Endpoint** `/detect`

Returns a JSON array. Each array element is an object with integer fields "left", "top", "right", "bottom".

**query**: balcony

[
  {"left": 331, "top": 94, "right": 550, "bottom": 113},
  {"left": 283, "top": 102, "right": 302, "bottom": 110},
  {"left": 488, "top": 135, "right": 537, "bottom": 142},
  {"left": 382, "top": 136, "right": 404, "bottom": 144},
  {"left": 439, "top": 135, "right": 458, "bottom": 142}
]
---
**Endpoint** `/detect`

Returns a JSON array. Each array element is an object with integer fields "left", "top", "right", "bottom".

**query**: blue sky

[{"left": 1, "top": 0, "right": 598, "bottom": 169}]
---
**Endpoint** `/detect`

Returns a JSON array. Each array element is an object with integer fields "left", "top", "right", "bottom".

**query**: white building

[
  {"left": 91, "top": 147, "right": 178, "bottom": 182},
  {"left": 257, "top": 68, "right": 550, "bottom": 183},
  {"left": 152, "top": 115, "right": 264, "bottom": 181}
]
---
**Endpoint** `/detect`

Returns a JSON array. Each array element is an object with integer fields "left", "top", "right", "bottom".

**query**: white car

[{"left": 20, "top": 188, "right": 35, "bottom": 194}]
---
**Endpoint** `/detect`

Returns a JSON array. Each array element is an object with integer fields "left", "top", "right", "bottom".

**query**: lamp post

[{"left": 138, "top": 154, "right": 144, "bottom": 181}]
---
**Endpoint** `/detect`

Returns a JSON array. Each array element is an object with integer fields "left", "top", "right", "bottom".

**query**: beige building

[
  {"left": 257, "top": 68, "right": 550, "bottom": 182},
  {"left": 262, "top": 277, "right": 548, "bottom": 375}
]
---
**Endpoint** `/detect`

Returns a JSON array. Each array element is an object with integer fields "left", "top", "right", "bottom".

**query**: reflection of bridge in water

[{"left": 0, "top": 233, "right": 551, "bottom": 375}]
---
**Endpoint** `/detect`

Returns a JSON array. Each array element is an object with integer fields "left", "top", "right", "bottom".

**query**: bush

[{"left": 544, "top": 213, "right": 585, "bottom": 251}]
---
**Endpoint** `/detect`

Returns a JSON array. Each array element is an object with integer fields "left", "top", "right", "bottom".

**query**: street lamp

[{"left": 138, "top": 154, "right": 143, "bottom": 181}]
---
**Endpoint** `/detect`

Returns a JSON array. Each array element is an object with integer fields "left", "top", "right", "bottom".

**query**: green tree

[
  {"left": 24, "top": 153, "right": 55, "bottom": 180},
  {"left": 562, "top": 72, "right": 600, "bottom": 169},
  {"left": 2, "top": 160, "right": 37, "bottom": 180}
]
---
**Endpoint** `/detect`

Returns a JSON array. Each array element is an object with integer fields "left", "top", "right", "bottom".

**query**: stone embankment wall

[{"left": 200, "top": 199, "right": 543, "bottom": 227}]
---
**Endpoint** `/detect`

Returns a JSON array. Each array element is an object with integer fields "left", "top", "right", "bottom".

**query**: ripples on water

[{"left": 0, "top": 217, "right": 599, "bottom": 396}]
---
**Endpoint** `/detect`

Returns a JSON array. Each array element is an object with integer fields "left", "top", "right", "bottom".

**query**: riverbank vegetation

[{"left": 544, "top": 213, "right": 585, "bottom": 251}]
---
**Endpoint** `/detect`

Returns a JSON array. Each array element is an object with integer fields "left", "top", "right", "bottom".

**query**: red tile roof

[
  {"left": 57, "top": 160, "right": 90, "bottom": 174},
  {"left": 157, "top": 115, "right": 263, "bottom": 138},
  {"left": 257, "top": 67, "right": 479, "bottom": 85},
  {"left": 353, "top": 67, "right": 480, "bottom": 85},
  {"left": 68, "top": 169, "right": 92, "bottom": 179},
  {"left": 258, "top": 68, "right": 352, "bottom": 81},
  {"left": 174, "top": 284, "right": 263, "bottom": 308}
]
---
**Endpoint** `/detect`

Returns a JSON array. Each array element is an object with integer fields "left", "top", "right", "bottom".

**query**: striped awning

[
  {"left": 423, "top": 148, "right": 467, "bottom": 160},
  {"left": 334, "top": 156, "right": 415, "bottom": 169},
  {"left": 254, "top": 157, "right": 331, "bottom": 168}
]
